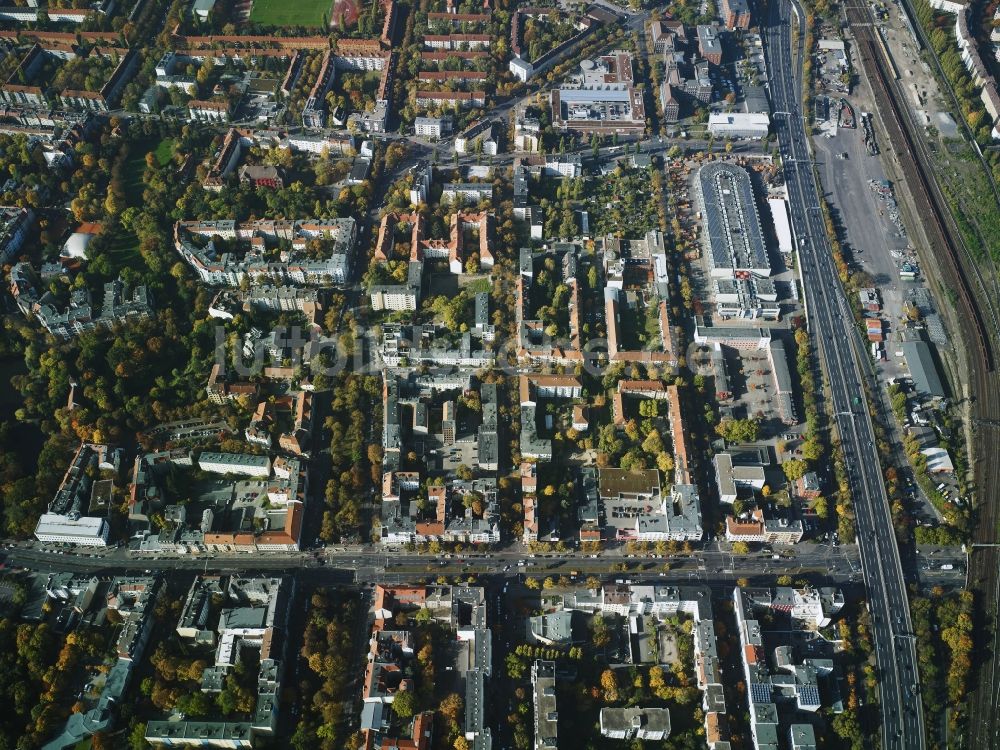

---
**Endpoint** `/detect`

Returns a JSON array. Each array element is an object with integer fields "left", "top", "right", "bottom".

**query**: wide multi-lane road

[
  {"left": 763, "top": 1, "right": 925, "bottom": 748},
  {"left": 4, "top": 541, "right": 862, "bottom": 579}
]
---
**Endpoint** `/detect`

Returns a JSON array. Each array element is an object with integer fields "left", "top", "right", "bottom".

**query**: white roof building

[
  {"left": 707, "top": 112, "right": 771, "bottom": 139},
  {"left": 921, "top": 446, "right": 955, "bottom": 473},
  {"left": 198, "top": 452, "right": 272, "bottom": 477},
  {"left": 193, "top": 0, "right": 217, "bottom": 20},
  {"left": 768, "top": 198, "right": 793, "bottom": 254},
  {"left": 34, "top": 513, "right": 109, "bottom": 546}
]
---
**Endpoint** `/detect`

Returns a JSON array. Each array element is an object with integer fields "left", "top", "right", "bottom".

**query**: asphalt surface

[
  {"left": 5, "top": 541, "right": 861, "bottom": 577},
  {"left": 763, "top": 1, "right": 925, "bottom": 748}
]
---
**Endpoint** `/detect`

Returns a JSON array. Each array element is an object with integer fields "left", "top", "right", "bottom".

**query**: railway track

[
  {"left": 842, "top": 0, "right": 1000, "bottom": 745},
  {"left": 844, "top": 0, "right": 995, "bottom": 369}
]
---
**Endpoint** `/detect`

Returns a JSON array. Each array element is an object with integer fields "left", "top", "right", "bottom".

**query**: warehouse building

[
  {"left": 707, "top": 112, "right": 770, "bottom": 139},
  {"left": 699, "top": 162, "right": 771, "bottom": 279},
  {"left": 902, "top": 340, "right": 947, "bottom": 399}
]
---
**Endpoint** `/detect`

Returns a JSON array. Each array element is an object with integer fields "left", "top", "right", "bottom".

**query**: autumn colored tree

[
  {"left": 439, "top": 692, "right": 464, "bottom": 723},
  {"left": 600, "top": 669, "right": 619, "bottom": 703}
]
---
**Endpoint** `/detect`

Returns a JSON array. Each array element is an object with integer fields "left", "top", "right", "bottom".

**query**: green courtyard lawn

[{"left": 249, "top": 0, "right": 330, "bottom": 27}]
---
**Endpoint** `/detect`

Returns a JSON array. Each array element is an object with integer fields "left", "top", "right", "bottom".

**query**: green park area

[
  {"left": 122, "top": 137, "right": 175, "bottom": 206},
  {"left": 249, "top": 0, "right": 330, "bottom": 27}
]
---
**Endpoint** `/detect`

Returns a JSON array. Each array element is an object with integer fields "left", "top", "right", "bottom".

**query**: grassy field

[
  {"left": 152, "top": 137, "right": 175, "bottom": 167},
  {"left": 122, "top": 137, "right": 174, "bottom": 206},
  {"left": 249, "top": 0, "right": 330, "bottom": 27},
  {"left": 102, "top": 227, "right": 142, "bottom": 270}
]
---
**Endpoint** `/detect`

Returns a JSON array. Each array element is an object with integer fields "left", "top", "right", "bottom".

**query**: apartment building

[
  {"left": 0, "top": 206, "right": 33, "bottom": 263},
  {"left": 532, "top": 661, "right": 558, "bottom": 750},
  {"left": 721, "top": 0, "right": 751, "bottom": 28},
  {"left": 188, "top": 99, "right": 231, "bottom": 122},
  {"left": 198, "top": 452, "right": 271, "bottom": 477},
  {"left": 362, "top": 586, "right": 492, "bottom": 749},
  {"left": 174, "top": 217, "right": 357, "bottom": 286},
  {"left": 560, "top": 584, "right": 729, "bottom": 748},
  {"left": 414, "top": 115, "right": 453, "bottom": 138},
  {"left": 600, "top": 707, "right": 671, "bottom": 741}
]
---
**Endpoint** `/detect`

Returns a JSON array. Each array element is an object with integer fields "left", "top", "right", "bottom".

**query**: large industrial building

[{"left": 699, "top": 162, "right": 772, "bottom": 279}]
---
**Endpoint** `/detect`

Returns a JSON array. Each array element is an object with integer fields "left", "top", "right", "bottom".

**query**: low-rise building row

[
  {"left": 42, "top": 576, "right": 160, "bottom": 749},
  {"left": 128, "top": 451, "right": 307, "bottom": 554}
]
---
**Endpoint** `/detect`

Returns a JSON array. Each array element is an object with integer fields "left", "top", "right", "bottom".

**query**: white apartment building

[
  {"left": 599, "top": 707, "right": 671, "bottom": 741},
  {"left": 371, "top": 285, "right": 419, "bottom": 311},
  {"left": 0, "top": 206, "right": 34, "bottom": 264},
  {"left": 414, "top": 116, "right": 452, "bottom": 139},
  {"left": 198, "top": 452, "right": 272, "bottom": 477}
]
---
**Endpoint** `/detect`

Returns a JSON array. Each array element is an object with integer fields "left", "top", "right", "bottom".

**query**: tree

[
  {"left": 393, "top": 689, "right": 417, "bottom": 720},
  {"left": 506, "top": 653, "right": 527, "bottom": 680},
  {"left": 592, "top": 615, "right": 611, "bottom": 647},
  {"left": 439, "top": 692, "right": 464, "bottom": 722},
  {"left": 454, "top": 738, "right": 471, "bottom": 750},
  {"left": 649, "top": 666, "right": 666, "bottom": 690},
  {"left": 417, "top": 644, "right": 433, "bottom": 664},
  {"left": 642, "top": 430, "right": 664, "bottom": 455},
  {"left": 600, "top": 669, "right": 619, "bottom": 702},
  {"left": 128, "top": 722, "right": 148, "bottom": 750},
  {"left": 715, "top": 417, "right": 760, "bottom": 443},
  {"left": 801, "top": 439, "right": 824, "bottom": 462},
  {"left": 175, "top": 690, "right": 213, "bottom": 717},
  {"left": 813, "top": 496, "right": 829, "bottom": 519},
  {"left": 656, "top": 452, "right": 674, "bottom": 472},
  {"left": 782, "top": 458, "right": 808, "bottom": 481},
  {"left": 638, "top": 400, "right": 658, "bottom": 418},
  {"left": 525, "top": 577, "right": 541, "bottom": 590},
  {"left": 732, "top": 541, "right": 750, "bottom": 555}
]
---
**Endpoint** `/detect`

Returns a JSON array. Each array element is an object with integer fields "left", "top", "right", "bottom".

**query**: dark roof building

[{"left": 902, "top": 340, "right": 946, "bottom": 398}]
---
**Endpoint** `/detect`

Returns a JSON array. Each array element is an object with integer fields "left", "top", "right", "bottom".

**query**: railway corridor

[{"left": 838, "top": 0, "right": 1000, "bottom": 746}]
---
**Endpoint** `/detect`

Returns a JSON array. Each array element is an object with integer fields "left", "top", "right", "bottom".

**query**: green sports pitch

[{"left": 249, "top": 0, "right": 330, "bottom": 27}]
